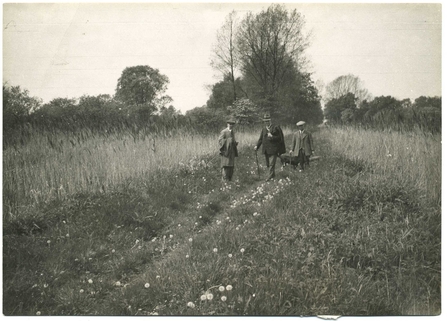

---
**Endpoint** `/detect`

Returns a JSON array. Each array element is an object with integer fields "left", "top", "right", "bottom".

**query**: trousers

[
  {"left": 222, "top": 166, "right": 234, "bottom": 181},
  {"left": 264, "top": 154, "right": 278, "bottom": 180}
]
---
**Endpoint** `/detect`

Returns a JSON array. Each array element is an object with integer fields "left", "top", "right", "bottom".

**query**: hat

[
  {"left": 262, "top": 113, "right": 271, "bottom": 121},
  {"left": 296, "top": 121, "right": 306, "bottom": 126},
  {"left": 226, "top": 118, "right": 236, "bottom": 124}
]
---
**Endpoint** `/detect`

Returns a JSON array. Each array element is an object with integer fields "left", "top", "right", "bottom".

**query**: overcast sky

[{"left": 3, "top": 1, "right": 442, "bottom": 113}]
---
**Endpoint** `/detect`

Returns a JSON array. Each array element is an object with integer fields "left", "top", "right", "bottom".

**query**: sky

[{"left": 2, "top": 1, "right": 442, "bottom": 113}]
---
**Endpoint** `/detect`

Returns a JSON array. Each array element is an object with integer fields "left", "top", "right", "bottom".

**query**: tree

[
  {"left": 227, "top": 98, "right": 258, "bottom": 125},
  {"left": 324, "top": 74, "right": 372, "bottom": 105},
  {"left": 236, "top": 4, "right": 310, "bottom": 99},
  {"left": 185, "top": 106, "right": 227, "bottom": 132},
  {"left": 324, "top": 93, "right": 357, "bottom": 124},
  {"left": 115, "top": 65, "right": 169, "bottom": 106},
  {"left": 3, "top": 83, "right": 42, "bottom": 129},
  {"left": 206, "top": 73, "right": 245, "bottom": 110},
  {"left": 413, "top": 96, "right": 441, "bottom": 110},
  {"left": 211, "top": 10, "right": 239, "bottom": 102}
]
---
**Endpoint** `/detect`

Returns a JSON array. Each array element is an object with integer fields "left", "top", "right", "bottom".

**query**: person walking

[
  {"left": 290, "top": 121, "right": 314, "bottom": 172},
  {"left": 254, "top": 113, "right": 286, "bottom": 181},
  {"left": 219, "top": 118, "right": 238, "bottom": 181}
]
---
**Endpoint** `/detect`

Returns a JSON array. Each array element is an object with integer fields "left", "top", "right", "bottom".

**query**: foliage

[
  {"left": 210, "top": 10, "right": 239, "bottom": 101},
  {"left": 324, "top": 74, "right": 372, "bottom": 105},
  {"left": 206, "top": 74, "right": 245, "bottom": 110},
  {"left": 185, "top": 106, "right": 228, "bottom": 132},
  {"left": 3, "top": 83, "right": 42, "bottom": 136},
  {"left": 115, "top": 65, "right": 170, "bottom": 107},
  {"left": 236, "top": 4, "right": 310, "bottom": 99},
  {"left": 324, "top": 94, "right": 441, "bottom": 133},
  {"left": 227, "top": 98, "right": 258, "bottom": 124},
  {"left": 324, "top": 92, "right": 357, "bottom": 124}
]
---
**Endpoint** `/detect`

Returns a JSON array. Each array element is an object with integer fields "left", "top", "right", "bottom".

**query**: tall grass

[
  {"left": 2, "top": 126, "right": 291, "bottom": 217},
  {"left": 318, "top": 126, "right": 441, "bottom": 206},
  {"left": 3, "top": 126, "right": 440, "bottom": 316}
]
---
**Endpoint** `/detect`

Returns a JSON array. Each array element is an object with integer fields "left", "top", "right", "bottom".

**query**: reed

[{"left": 318, "top": 126, "right": 441, "bottom": 206}]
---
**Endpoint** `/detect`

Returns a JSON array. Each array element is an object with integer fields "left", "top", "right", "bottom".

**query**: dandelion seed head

[
  {"left": 226, "top": 285, "right": 233, "bottom": 291},
  {"left": 228, "top": 254, "right": 233, "bottom": 258},
  {"left": 36, "top": 311, "right": 41, "bottom": 316},
  {"left": 186, "top": 255, "right": 189, "bottom": 258},
  {"left": 200, "top": 294, "right": 207, "bottom": 301},
  {"left": 213, "top": 248, "right": 218, "bottom": 253},
  {"left": 240, "top": 248, "right": 245, "bottom": 253},
  {"left": 169, "top": 235, "right": 173, "bottom": 238},
  {"left": 189, "top": 238, "right": 193, "bottom": 242},
  {"left": 221, "top": 296, "right": 227, "bottom": 302},
  {"left": 144, "top": 283, "right": 150, "bottom": 288},
  {"left": 88, "top": 279, "right": 93, "bottom": 284},
  {"left": 219, "top": 286, "right": 225, "bottom": 292},
  {"left": 187, "top": 301, "right": 195, "bottom": 308},
  {"left": 206, "top": 293, "right": 214, "bottom": 300},
  {"left": 115, "top": 281, "right": 121, "bottom": 286},
  {"left": 79, "top": 289, "right": 84, "bottom": 293}
]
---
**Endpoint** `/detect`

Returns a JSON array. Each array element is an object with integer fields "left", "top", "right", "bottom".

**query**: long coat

[
  {"left": 256, "top": 125, "right": 285, "bottom": 156},
  {"left": 218, "top": 128, "right": 238, "bottom": 167},
  {"left": 291, "top": 130, "right": 314, "bottom": 157}
]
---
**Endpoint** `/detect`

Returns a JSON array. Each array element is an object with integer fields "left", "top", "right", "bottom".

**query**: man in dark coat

[
  {"left": 254, "top": 113, "right": 286, "bottom": 181},
  {"left": 219, "top": 118, "right": 238, "bottom": 181},
  {"left": 290, "top": 120, "right": 314, "bottom": 172}
]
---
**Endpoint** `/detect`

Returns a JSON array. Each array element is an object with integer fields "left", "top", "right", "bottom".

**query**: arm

[
  {"left": 218, "top": 130, "right": 226, "bottom": 149},
  {"left": 269, "top": 126, "right": 281, "bottom": 142}
]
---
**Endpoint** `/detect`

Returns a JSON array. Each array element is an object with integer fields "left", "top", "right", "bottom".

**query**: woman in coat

[
  {"left": 218, "top": 118, "right": 238, "bottom": 181},
  {"left": 290, "top": 121, "right": 314, "bottom": 172}
]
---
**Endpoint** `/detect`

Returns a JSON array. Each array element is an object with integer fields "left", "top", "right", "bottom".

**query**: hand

[
  {"left": 254, "top": 146, "right": 258, "bottom": 151},
  {"left": 267, "top": 133, "right": 273, "bottom": 138},
  {"left": 289, "top": 150, "right": 293, "bottom": 154}
]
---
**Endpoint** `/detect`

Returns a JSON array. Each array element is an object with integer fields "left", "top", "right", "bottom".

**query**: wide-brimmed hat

[
  {"left": 296, "top": 121, "right": 306, "bottom": 126},
  {"left": 226, "top": 118, "right": 236, "bottom": 124},
  {"left": 262, "top": 113, "right": 271, "bottom": 121}
]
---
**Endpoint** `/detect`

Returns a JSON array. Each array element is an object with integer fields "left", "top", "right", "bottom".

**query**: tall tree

[
  {"left": 210, "top": 10, "right": 239, "bottom": 101},
  {"left": 324, "top": 74, "right": 372, "bottom": 105},
  {"left": 236, "top": 4, "right": 310, "bottom": 99},
  {"left": 115, "top": 65, "right": 169, "bottom": 106}
]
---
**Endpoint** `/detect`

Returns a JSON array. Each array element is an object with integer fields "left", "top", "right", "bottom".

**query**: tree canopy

[{"left": 115, "top": 65, "right": 170, "bottom": 106}]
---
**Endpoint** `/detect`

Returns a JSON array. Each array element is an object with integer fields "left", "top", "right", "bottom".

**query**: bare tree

[
  {"left": 210, "top": 10, "right": 239, "bottom": 102},
  {"left": 235, "top": 4, "right": 311, "bottom": 98},
  {"left": 324, "top": 74, "right": 372, "bottom": 106}
]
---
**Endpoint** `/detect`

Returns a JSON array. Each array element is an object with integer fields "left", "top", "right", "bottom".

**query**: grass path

[{"left": 3, "top": 132, "right": 441, "bottom": 316}]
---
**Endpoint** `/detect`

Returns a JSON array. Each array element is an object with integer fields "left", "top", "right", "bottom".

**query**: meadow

[{"left": 2, "top": 125, "right": 441, "bottom": 316}]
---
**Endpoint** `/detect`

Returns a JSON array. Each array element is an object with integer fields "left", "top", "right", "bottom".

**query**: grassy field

[{"left": 2, "top": 126, "right": 441, "bottom": 316}]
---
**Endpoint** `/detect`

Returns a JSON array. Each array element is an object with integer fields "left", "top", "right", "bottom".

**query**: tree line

[
  {"left": 3, "top": 4, "right": 440, "bottom": 148},
  {"left": 322, "top": 75, "right": 441, "bottom": 133}
]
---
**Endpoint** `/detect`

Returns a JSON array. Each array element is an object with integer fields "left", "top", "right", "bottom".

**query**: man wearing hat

[
  {"left": 290, "top": 121, "right": 314, "bottom": 172},
  {"left": 254, "top": 113, "right": 286, "bottom": 181},
  {"left": 219, "top": 117, "right": 239, "bottom": 181}
]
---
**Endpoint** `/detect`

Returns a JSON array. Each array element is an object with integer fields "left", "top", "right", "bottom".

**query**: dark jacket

[
  {"left": 219, "top": 128, "right": 238, "bottom": 167},
  {"left": 256, "top": 125, "right": 286, "bottom": 156}
]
